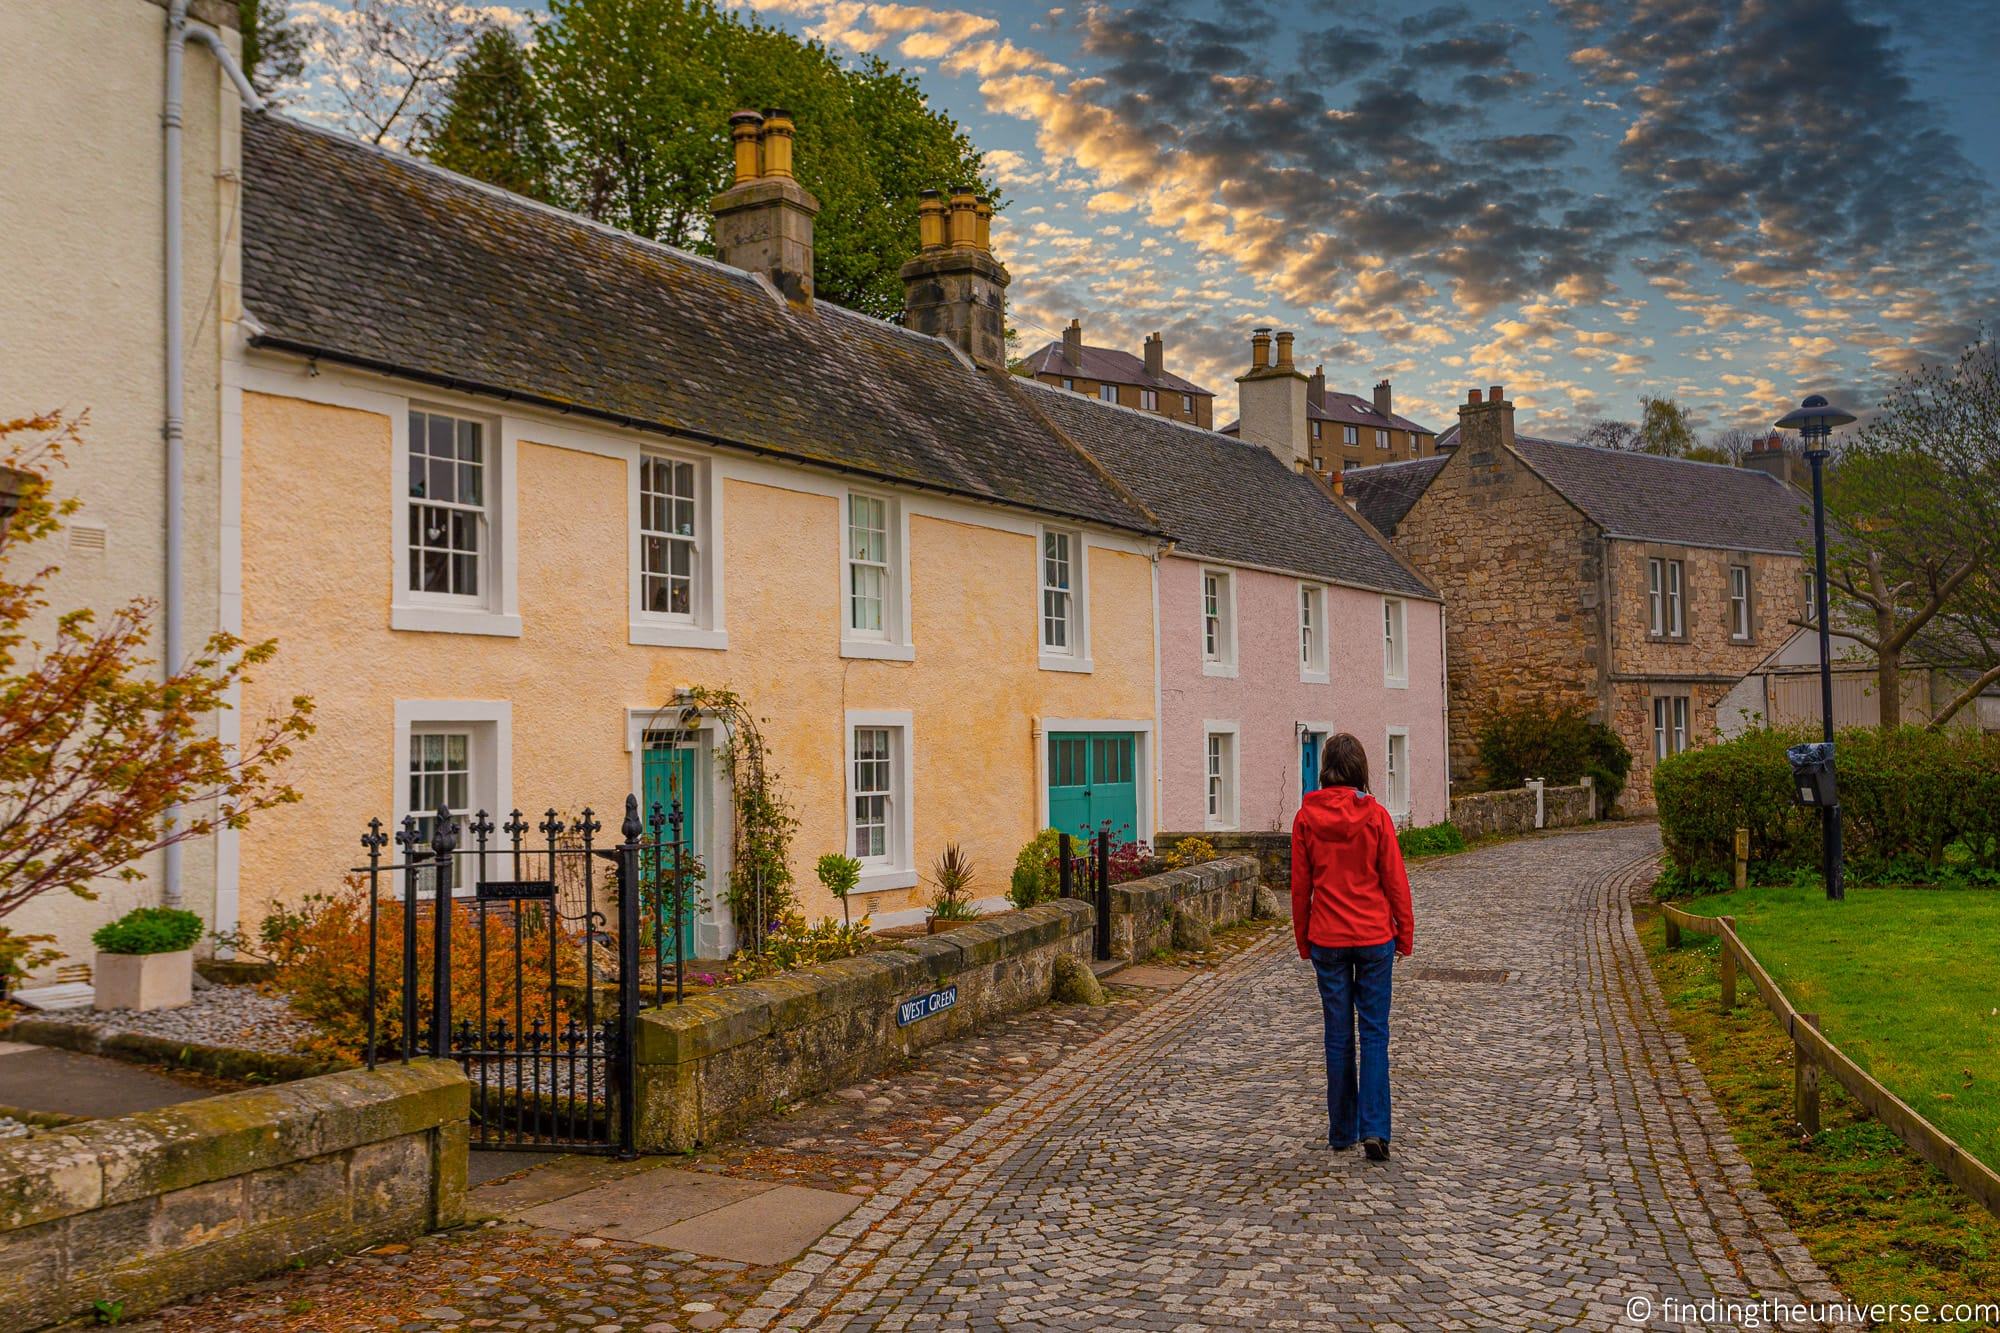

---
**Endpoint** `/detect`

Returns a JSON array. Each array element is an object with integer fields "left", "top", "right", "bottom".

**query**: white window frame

[
  {"left": 1729, "top": 564, "right": 1752, "bottom": 641},
  {"left": 392, "top": 405, "right": 520, "bottom": 637},
  {"left": 1299, "top": 581, "right": 1329, "bottom": 683},
  {"left": 1099, "top": 383, "right": 1118, "bottom": 404},
  {"left": 1343, "top": 425, "right": 1359, "bottom": 446},
  {"left": 845, "top": 709, "right": 916, "bottom": 892},
  {"left": 1385, "top": 726, "right": 1411, "bottom": 818},
  {"left": 1666, "top": 559, "right": 1685, "bottom": 637},
  {"left": 1037, "top": 525, "right": 1093, "bottom": 673},
  {"left": 392, "top": 700, "right": 512, "bottom": 896},
  {"left": 1382, "top": 596, "right": 1408, "bottom": 688},
  {"left": 1140, "top": 388, "right": 1158, "bottom": 411},
  {"left": 1062, "top": 377, "right": 1075, "bottom": 391},
  {"left": 839, "top": 491, "right": 914, "bottom": 661},
  {"left": 629, "top": 446, "right": 727, "bottom": 650},
  {"left": 1181, "top": 393, "right": 1195, "bottom": 414},
  {"left": 1200, "top": 568, "right": 1238, "bottom": 678},
  {"left": 1375, "top": 428, "right": 1390, "bottom": 449},
  {"left": 1312, "top": 420, "right": 1323, "bottom": 441},
  {"left": 1202, "top": 721, "right": 1240, "bottom": 832},
  {"left": 1653, "top": 695, "right": 1690, "bottom": 760},
  {"left": 1648, "top": 557, "right": 1665, "bottom": 635}
]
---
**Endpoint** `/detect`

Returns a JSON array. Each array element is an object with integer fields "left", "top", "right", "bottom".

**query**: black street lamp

[{"left": 1775, "top": 393, "right": 1855, "bottom": 900}]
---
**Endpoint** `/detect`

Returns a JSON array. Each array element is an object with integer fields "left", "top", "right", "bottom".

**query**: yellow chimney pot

[
  {"left": 761, "top": 108, "right": 797, "bottom": 179},
  {"left": 947, "top": 187, "right": 979, "bottom": 249},
  {"left": 917, "top": 189, "right": 947, "bottom": 251},
  {"left": 973, "top": 196, "right": 994, "bottom": 253},
  {"left": 728, "top": 109, "right": 764, "bottom": 185}
]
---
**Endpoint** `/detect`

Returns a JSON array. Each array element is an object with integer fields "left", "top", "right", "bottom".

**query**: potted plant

[
  {"left": 815, "top": 852, "right": 861, "bottom": 929},
  {"left": 927, "top": 843, "right": 980, "bottom": 933},
  {"left": 92, "top": 907, "right": 203, "bottom": 1011}
]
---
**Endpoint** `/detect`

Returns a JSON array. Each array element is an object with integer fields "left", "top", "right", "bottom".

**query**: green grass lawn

[
  {"left": 1675, "top": 884, "right": 2000, "bottom": 1173},
  {"left": 1641, "top": 903, "right": 2000, "bottom": 1323}
]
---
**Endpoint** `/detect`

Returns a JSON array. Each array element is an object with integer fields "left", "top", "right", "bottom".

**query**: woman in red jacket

[{"left": 1291, "top": 732, "right": 1414, "bottom": 1161}]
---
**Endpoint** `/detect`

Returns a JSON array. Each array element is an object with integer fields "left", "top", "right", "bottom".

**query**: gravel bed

[{"left": 29, "top": 983, "right": 319, "bottom": 1056}]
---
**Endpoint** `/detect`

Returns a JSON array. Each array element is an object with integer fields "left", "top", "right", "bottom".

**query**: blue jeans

[{"left": 1309, "top": 941, "right": 1394, "bottom": 1146}]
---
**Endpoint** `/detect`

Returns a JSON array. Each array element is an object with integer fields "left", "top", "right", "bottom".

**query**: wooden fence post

[
  {"left": 1794, "top": 1011, "right": 1821, "bottom": 1137},
  {"left": 1719, "top": 918, "right": 1737, "bottom": 1011},
  {"left": 1734, "top": 827, "right": 1749, "bottom": 891},
  {"left": 1664, "top": 911, "right": 1681, "bottom": 949}
]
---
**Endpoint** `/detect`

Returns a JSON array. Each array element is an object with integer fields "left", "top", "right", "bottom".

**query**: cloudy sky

[{"left": 318, "top": 0, "right": 2000, "bottom": 438}]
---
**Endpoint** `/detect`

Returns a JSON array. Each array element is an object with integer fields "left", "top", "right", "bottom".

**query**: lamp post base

[{"left": 1824, "top": 805, "right": 1844, "bottom": 900}]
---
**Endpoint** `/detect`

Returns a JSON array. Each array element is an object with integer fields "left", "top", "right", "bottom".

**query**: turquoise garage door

[{"left": 1046, "top": 731, "right": 1139, "bottom": 843}]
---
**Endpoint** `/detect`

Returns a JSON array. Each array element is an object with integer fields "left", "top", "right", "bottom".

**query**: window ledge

[
  {"left": 1202, "top": 661, "right": 1238, "bottom": 679},
  {"left": 1039, "top": 654, "right": 1095, "bottom": 674},
  {"left": 391, "top": 605, "right": 522, "bottom": 638},
  {"left": 1383, "top": 675, "right": 1409, "bottom": 690},
  {"left": 1203, "top": 818, "right": 1238, "bottom": 833},
  {"left": 1300, "top": 669, "right": 1330, "bottom": 685},
  {"left": 630, "top": 622, "right": 729, "bottom": 651},
  {"left": 854, "top": 867, "right": 919, "bottom": 893},
  {"left": 841, "top": 639, "right": 916, "bottom": 662}
]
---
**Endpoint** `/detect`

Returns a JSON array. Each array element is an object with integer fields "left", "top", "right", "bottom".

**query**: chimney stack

[
  {"left": 901, "top": 184, "right": 1011, "bottom": 369},
  {"left": 1457, "top": 383, "right": 1515, "bottom": 456},
  {"left": 1144, "top": 331, "right": 1163, "bottom": 379},
  {"left": 1308, "top": 364, "right": 1326, "bottom": 409},
  {"left": 1373, "top": 379, "right": 1392, "bottom": 419},
  {"left": 711, "top": 108, "right": 821, "bottom": 305},
  {"left": 1064, "top": 318, "right": 1083, "bottom": 369},
  {"left": 1236, "top": 327, "right": 1310, "bottom": 470},
  {"left": 1740, "top": 432, "right": 1809, "bottom": 489}
]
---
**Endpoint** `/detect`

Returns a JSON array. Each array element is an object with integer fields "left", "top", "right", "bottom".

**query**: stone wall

[
  {"left": 1158, "top": 832, "right": 1291, "bottom": 893},
  {"left": 633, "top": 902, "right": 1093, "bottom": 1152},
  {"left": 1448, "top": 782, "right": 1595, "bottom": 840},
  {"left": 1391, "top": 407, "right": 1607, "bottom": 779},
  {"left": 0, "top": 1060, "right": 467, "bottom": 1332},
  {"left": 1110, "top": 856, "right": 1261, "bottom": 961}
]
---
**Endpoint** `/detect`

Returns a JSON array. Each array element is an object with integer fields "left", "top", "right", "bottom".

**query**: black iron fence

[
  {"left": 354, "top": 793, "right": 694, "bottom": 1157},
  {"left": 1058, "top": 829, "right": 1113, "bottom": 962}
]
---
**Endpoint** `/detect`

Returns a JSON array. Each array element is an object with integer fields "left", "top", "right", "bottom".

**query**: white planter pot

[{"left": 93, "top": 949, "right": 193, "bottom": 1012}]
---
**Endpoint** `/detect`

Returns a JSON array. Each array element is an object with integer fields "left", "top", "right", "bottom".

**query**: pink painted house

[{"left": 1027, "top": 330, "right": 1449, "bottom": 835}]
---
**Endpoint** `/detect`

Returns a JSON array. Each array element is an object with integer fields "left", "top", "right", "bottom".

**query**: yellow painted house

[{"left": 229, "top": 114, "right": 1165, "bottom": 950}]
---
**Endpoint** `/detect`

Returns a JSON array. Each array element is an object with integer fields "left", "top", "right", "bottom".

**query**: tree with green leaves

[
  {"left": 1815, "top": 337, "right": 1998, "bottom": 729},
  {"left": 504, "top": 0, "right": 992, "bottom": 320},
  {"left": 422, "top": 27, "right": 552, "bottom": 198},
  {"left": 238, "top": 0, "right": 306, "bottom": 103},
  {"left": 1579, "top": 395, "right": 1708, "bottom": 457}
]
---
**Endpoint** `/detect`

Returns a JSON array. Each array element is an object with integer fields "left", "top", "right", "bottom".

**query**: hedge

[{"left": 1654, "top": 726, "right": 2000, "bottom": 889}]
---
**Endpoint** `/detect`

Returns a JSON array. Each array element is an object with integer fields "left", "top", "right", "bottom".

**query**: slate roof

[
  {"left": 1218, "top": 388, "right": 1436, "bottom": 439},
  {"left": 1020, "top": 382, "right": 1437, "bottom": 600},
  {"left": 239, "top": 114, "right": 1159, "bottom": 536},
  {"left": 1341, "top": 457, "right": 1449, "bottom": 537},
  {"left": 1020, "top": 341, "right": 1213, "bottom": 398},
  {"left": 1512, "top": 437, "right": 1812, "bottom": 554},
  {"left": 1350, "top": 425, "right": 1813, "bottom": 554}
]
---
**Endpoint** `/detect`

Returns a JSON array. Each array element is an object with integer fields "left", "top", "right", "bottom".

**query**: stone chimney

[
  {"left": 1236, "top": 327, "right": 1310, "bottom": 470},
  {"left": 1063, "top": 318, "right": 1083, "bottom": 369},
  {"left": 1373, "top": 379, "right": 1393, "bottom": 419},
  {"left": 1456, "top": 384, "right": 1516, "bottom": 457},
  {"left": 1143, "top": 332, "right": 1164, "bottom": 379},
  {"left": 711, "top": 109, "right": 821, "bottom": 305},
  {"left": 901, "top": 184, "right": 1011, "bottom": 369},
  {"left": 1308, "top": 364, "right": 1327, "bottom": 409},
  {"left": 1740, "top": 432, "right": 1808, "bottom": 488}
]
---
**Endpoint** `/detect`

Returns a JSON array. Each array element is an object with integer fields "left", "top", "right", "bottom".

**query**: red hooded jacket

[{"left": 1290, "top": 786, "right": 1415, "bottom": 958}]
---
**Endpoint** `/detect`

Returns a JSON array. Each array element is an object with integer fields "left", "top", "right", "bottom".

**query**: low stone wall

[
  {"left": 1158, "top": 832, "right": 1291, "bottom": 890},
  {"left": 634, "top": 901, "right": 1092, "bottom": 1151},
  {"left": 1110, "top": 856, "right": 1261, "bottom": 962},
  {"left": 1448, "top": 781, "right": 1595, "bottom": 839},
  {"left": 0, "top": 1060, "right": 467, "bottom": 1332}
]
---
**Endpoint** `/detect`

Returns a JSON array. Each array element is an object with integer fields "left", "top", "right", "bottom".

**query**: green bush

[
  {"left": 91, "top": 906, "right": 204, "bottom": 956},
  {"left": 1398, "top": 821, "right": 1466, "bottom": 859},
  {"left": 1655, "top": 726, "right": 2000, "bottom": 890},
  {"left": 1476, "top": 700, "right": 1631, "bottom": 810},
  {"left": 1008, "top": 828, "right": 1062, "bottom": 909}
]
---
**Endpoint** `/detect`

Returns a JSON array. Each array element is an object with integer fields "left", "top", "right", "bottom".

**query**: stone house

[
  {"left": 1346, "top": 387, "right": 1811, "bottom": 809},
  {"left": 1020, "top": 321, "right": 1216, "bottom": 428},
  {"left": 1223, "top": 366, "right": 1438, "bottom": 474}
]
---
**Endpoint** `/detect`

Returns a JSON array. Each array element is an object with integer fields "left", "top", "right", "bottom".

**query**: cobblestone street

[
  {"left": 751, "top": 824, "right": 1838, "bottom": 1331},
  {"left": 137, "top": 824, "right": 1837, "bottom": 1331}
]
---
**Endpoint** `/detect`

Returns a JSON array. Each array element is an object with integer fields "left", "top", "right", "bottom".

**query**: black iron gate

[
  {"left": 356, "top": 794, "right": 693, "bottom": 1157},
  {"left": 1058, "top": 828, "right": 1114, "bottom": 962}
]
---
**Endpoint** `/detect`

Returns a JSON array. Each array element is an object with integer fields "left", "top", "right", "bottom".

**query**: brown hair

[{"left": 1319, "top": 732, "right": 1371, "bottom": 793}]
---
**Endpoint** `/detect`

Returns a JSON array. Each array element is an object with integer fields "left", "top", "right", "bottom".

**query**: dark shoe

[
  {"left": 1362, "top": 1137, "right": 1390, "bottom": 1162},
  {"left": 1328, "top": 1139, "right": 1357, "bottom": 1152}
]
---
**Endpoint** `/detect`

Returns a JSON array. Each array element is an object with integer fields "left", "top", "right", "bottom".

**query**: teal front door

[
  {"left": 640, "top": 736, "right": 699, "bottom": 959},
  {"left": 1046, "top": 731, "right": 1140, "bottom": 842}
]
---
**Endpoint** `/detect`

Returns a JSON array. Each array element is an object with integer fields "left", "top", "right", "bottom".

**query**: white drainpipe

[{"left": 162, "top": 1, "right": 262, "bottom": 906}]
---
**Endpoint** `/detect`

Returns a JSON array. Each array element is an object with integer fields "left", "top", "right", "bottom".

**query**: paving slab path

[{"left": 748, "top": 823, "right": 1838, "bottom": 1331}]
